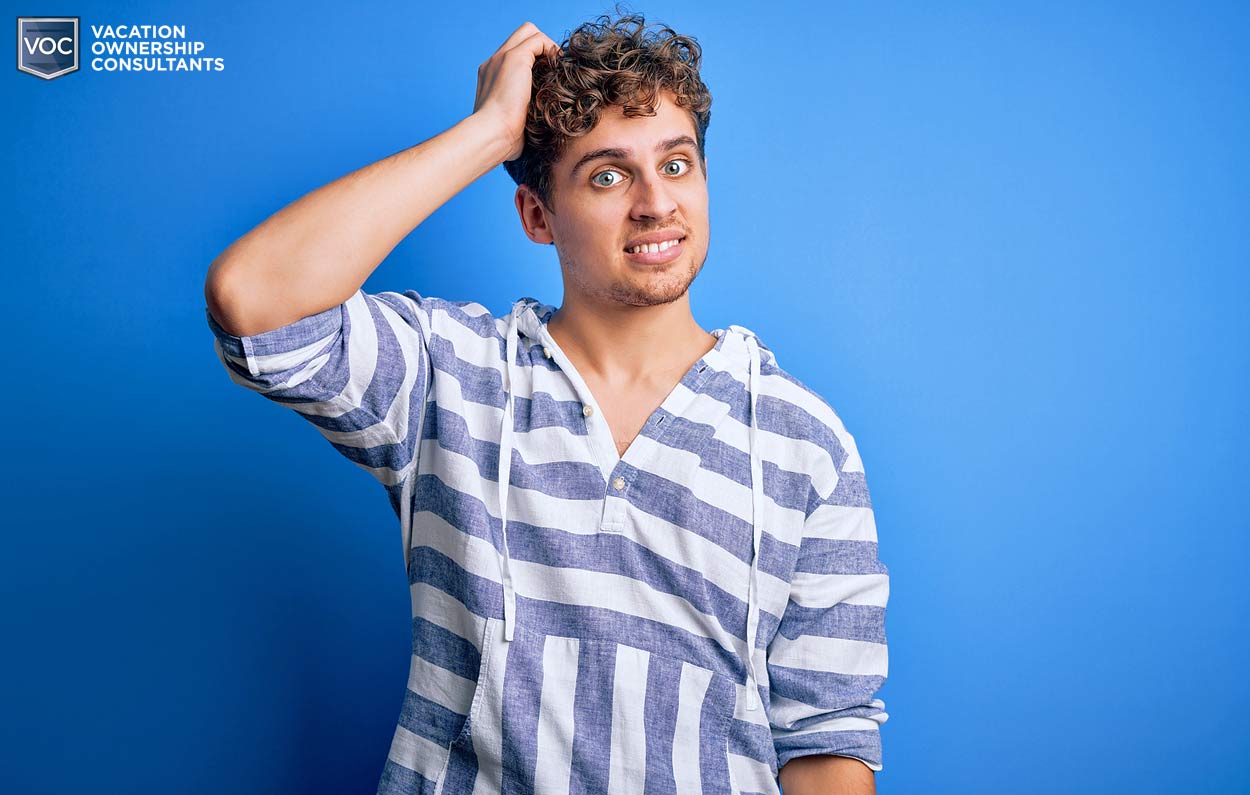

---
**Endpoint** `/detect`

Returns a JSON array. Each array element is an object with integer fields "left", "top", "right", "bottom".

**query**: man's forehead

[
  {"left": 561, "top": 92, "right": 697, "bottom": 160},
  {"left": 564, "top": 132, "right": 699, "bottom": 180}
]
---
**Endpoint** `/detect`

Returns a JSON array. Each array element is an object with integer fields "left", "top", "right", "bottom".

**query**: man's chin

[{"left": 612, "top": 277, "right": 697, "bottom": 307}]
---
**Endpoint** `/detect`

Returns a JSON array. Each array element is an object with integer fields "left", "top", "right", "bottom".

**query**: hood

[{"left": 408, "top": 297, "right": 776, "bottom": 712}]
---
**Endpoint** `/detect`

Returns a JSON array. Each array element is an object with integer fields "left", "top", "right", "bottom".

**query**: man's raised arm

[{"left": 204, "top": 21, "right": 561, "bottom": 338}]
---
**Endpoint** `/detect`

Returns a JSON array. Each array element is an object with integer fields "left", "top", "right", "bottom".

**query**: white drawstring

[
  {"left": 399, "top": 333, "right": 432, "bottom": 578},
  {"left": 401, "top": 467, "right": 415, "bottom": 577},
  {"left": 497, "top": 304, "right": 522, "bottom": 642},
  {"left": 743, "top": 334, "right": 764, "bottom": 711}
]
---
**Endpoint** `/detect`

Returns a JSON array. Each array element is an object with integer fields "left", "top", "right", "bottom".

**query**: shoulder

[
  {"left": 369, "top": 290, "right": 491, "bottom": 333},
  {"left": 759, "top": 356, "right": 869, "bottom": 508},
  {"left": 370, "top": 290, "right": 523, "bottom": 357}
]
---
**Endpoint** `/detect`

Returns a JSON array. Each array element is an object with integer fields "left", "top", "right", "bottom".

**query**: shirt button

[
  {"left": 542, "top": 346, "right": 552, "bottom": 359},
  {"left": 582, "top": 404, "right": 594, "bottom": 418},
  {"left": 612, "top": 476, "right": 626, "bottom": 491}
]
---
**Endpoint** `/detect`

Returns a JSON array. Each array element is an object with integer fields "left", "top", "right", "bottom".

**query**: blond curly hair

[{"left": 503, "top": 5, "right": 713, "bottom": 213}]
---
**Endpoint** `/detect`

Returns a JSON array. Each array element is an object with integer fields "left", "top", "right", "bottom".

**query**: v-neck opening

[
  {"left": 532, "top": 312, "right": 732, "bottom": 484},
  {"left": 603, "top": 331, "right": 724, "bottom": 469}
]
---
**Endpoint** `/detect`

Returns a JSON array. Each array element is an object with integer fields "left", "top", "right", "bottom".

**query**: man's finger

[
  {"left": 508, "top": 30, "right": 562, "bottom": 60},
  {"left": 491, "top": 21, "right": 539, "bottom": 60}
]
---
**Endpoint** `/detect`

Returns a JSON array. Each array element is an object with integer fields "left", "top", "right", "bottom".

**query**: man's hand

[
  {"left": 204, "top": 24, "right": 557, "bottom": 337},
  {"left": 472, "top": 21, "right": 562, "bottom": 162},
  {"left": 778, "top": 755, "right": 876, "bottom": 795}
]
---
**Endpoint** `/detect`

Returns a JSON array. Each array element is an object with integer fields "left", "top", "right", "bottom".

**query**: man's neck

[{"left": 545, "top": 294, "right": 716, "bottom": 385}]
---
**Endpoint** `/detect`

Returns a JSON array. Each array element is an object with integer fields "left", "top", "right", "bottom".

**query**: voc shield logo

[{"left": 18, "top": 17, "right": 79, "bottom": 80}]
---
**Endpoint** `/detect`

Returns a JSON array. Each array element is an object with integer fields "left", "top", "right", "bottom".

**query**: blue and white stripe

[{"left": 206, "top": 288, "right": 889, "bottom": 794}]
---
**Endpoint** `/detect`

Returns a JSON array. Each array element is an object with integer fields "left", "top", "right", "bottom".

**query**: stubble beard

[{"left": 561, "top": 247, "right": 707, "bottom": 309}]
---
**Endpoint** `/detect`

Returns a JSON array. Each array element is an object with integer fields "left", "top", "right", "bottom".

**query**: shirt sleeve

[
  {"left": 204, "top": 288, "right": 435, "bottom": 486},
  {"left": 768, "top": 421, "right": 890, "bottom": 774}
]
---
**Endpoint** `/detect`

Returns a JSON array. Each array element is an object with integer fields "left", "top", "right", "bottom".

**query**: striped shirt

[{"left": 206, "top": 288, "right": 890, "bottom": 794}]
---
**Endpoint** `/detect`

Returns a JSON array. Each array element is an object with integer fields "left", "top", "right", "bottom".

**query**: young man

[{"left": 204, "top": 11, "right": 888, "bottom": 795}]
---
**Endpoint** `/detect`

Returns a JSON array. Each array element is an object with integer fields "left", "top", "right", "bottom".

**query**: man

[{"left": 204, "top": 11, "right": 888, "bottom": 795}]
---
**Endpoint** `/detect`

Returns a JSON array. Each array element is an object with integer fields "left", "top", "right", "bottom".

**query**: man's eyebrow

[{"left": 568, "top": 135, "right": 698, "bottom": 179}]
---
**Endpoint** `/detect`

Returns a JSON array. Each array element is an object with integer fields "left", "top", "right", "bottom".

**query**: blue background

[{"left": 4, "top": 1, "right": 1248, "bottom": 792}]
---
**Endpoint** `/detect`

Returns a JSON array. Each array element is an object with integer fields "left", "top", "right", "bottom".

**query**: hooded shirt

[{"left": 206, "top": 288, "right": 889, "bottom": 795}]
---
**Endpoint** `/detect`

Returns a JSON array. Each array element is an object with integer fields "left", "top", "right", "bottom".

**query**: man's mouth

[
  {"left": 623, "top": 236, "right": 686, "bottom": 264},
  {"left": 624, "top": 235, "right": 686, "bottom": 254}
]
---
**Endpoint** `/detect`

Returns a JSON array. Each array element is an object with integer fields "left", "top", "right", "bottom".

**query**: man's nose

[{"left": 630, "top": 172, "right": 679, "bottom": 220}]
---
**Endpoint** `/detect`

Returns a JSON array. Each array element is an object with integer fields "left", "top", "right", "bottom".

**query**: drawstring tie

[
  {"left": 498, "top": 303, "right": 522, "bottom": 642},
  {"left": 743, "top": 333, "right": 764, "bottom": 711}
]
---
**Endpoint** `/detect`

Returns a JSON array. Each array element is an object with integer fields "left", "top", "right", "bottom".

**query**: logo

[{"left": 17, "top": 17, "right": 79, "bottom": 80}]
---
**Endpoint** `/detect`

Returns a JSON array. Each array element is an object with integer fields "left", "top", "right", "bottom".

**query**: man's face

[{"left": 518, "top": 90, "right": 710, "bottom": 309}]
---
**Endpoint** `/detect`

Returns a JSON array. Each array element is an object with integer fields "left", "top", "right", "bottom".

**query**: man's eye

[
  {"left": 592, "top": 169, "right": 623, "bottom": 187},
  {"left": 663, "top": 158, "right": 692, "bottom": 176}
]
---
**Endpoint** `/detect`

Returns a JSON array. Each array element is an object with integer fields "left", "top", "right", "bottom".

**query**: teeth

[{"left": 628, "top": 238, "right": 682, "bottom": 254}]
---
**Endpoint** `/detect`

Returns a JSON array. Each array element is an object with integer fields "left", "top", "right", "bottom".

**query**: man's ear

[{"left": 515, "top": 185, "right": 555, "bottom": 245}]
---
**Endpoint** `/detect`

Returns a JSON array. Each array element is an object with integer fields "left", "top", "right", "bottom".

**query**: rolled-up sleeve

[
  {"left": 769, "top": 422, "right": 890, "bottom": 773},
  {"left": 204, "top": 288, "right": 435, "bottom": 486}
]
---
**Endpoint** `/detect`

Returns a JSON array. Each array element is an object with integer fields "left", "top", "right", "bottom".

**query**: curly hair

[{"left": 502, "top": 5, "right": 713, "bottom": 215}]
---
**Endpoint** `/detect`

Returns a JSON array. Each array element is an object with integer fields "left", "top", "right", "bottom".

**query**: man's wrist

[{"left": 464, "top": 109, "right": 518, "bottom": 167}]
